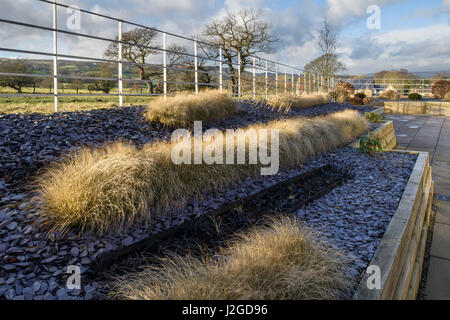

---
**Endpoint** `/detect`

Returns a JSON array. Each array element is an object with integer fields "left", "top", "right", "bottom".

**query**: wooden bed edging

[{"left": 354, "top": 151, "right": 434, "bottom": 300}]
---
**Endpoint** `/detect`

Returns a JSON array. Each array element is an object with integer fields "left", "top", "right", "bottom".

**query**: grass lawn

[{"left": 0, "top": 86, "right": 158, "bottom": 113}]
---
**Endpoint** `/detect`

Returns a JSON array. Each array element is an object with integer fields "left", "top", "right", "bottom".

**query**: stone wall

[{"left": 383, "top": 101, "right": 450, "bottom": 116}]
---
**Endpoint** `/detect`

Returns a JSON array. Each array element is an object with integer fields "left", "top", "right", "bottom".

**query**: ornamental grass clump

[
  {"left": 267, "top": 94, "right": 328, "bottom": 112},
  {"left": 35, "top": 110, "right": 368, "bottom": 236},
  {"left": 145, "top": 90, "right": 239, "bottom": 127},
  {"left": 111, "top": 216, "right": 351, "bottom": 300}
]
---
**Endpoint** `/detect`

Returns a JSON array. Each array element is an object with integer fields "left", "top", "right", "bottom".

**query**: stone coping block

[{"left": 383, "top": 101, "right": 450, "bottom": 116}]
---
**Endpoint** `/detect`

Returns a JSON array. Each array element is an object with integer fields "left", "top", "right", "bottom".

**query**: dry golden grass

[
  {"left": 0, "top": 96, "right": 154, "bottom": 114},
  {"left": 111, "top": 216, "right": 351, "bottom": 300},
  {"left": 145, "top": 90, "right": 239, "bottom": 127},
  {"left": 327, "top": 109, "right": 369, "bottom": 141},
  {"left": 267, "top": 94, "right": 328, "bottom": 112},
  {"left": 35, "top": 109, "right": 368, "bottom": 235}
]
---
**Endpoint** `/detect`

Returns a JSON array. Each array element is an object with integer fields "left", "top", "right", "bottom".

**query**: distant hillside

[
  {"left": 0, "top": 58, "right": 134, "bottom": 78},
  {"left": 359, "top": 70, "right": 449, "bottom": 79}
]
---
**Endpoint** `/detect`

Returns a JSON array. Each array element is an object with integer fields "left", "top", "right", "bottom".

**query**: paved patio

[{"left": 386, "top": 114, "right": 450, "bottom": 299}]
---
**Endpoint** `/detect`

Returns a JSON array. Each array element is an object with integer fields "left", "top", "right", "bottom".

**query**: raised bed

[
  {"left": 0, "top": 105, "right": 418, "bottom": 300},
  {"left": 351, "top": 119, "right": 397, "bottom": 150},
  {"left": 354, "top": 151, "right": 434, "bottom": 299},
  {"left": 92, "top": 165, "right": 348, "bottom": 269}
]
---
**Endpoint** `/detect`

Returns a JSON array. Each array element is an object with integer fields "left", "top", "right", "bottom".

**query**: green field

[{"left": 0, "top": 84, "right": 160, "bottom": 113}]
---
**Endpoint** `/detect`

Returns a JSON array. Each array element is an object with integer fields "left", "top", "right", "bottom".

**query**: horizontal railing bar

[
  {"left": 38, "top": 0, "right": 222, "bottom": 51},
  {"left": 0, "top": 72, "right": 52, "bottom": 78},
  {"left": 0, "top": 48, "right": 221, "bottom": 77},
  {"left": 0, "top": 18, "right": 224, "bottom": 64},
  {"left": 0, "top": 47, "right": 117, "bottom": 63},
  {"left": 35, "top": 0, "right": 303, "bottom": 72}
]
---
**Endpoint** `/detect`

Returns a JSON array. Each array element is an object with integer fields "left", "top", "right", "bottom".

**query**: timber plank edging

[{"left": 353, "top": 152, "right": 433, "bottom": 300}]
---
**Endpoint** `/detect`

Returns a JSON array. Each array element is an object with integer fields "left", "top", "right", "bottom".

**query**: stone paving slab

[
  {"left": 434, "top": 183, "right": 450, "bottom": 199},
  {"left": 409, "top": 138, "right": 438, "bottom": 149},
  {"left": 437, "top": 135, "right": 450, "bottom": 148},
  {"left": 435, "top": 200, "right": 450, "bottom": 225},
  {"left": 430, "top": 223, "right": 450, "bottom": 260},
  {"left": 424, "top": 257, "right": 450, "bottom": 299},
  {"left": 431, "top": 160, "right": 450, "bottom": 183},
  {"left": 387, "top": 114, "right": 450, "bottom": 300},
  {"left": 434, "top": 146, "right": 450, "bottom": 162}
]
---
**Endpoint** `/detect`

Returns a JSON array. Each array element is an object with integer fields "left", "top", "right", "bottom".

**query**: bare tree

[
  {"left": 0, "top": 59, "right": 34, "bottom": 93},
  {"left": 304, "top": 54, "right": 345, "bottom": 78},
  {"left": 202, "top": 9, "right": 278, "bottom": 95},
  {"left": 305, "top": 17, "right": 345, "bottom": 85},
  {"left": 164, "top": 44, "right": 211, "bottom": 92},
  {"left": 40, "top": 77, "right": 53, "bottom": 93},
  {"left": 70, "top": 79, "right": 84, "bottom": 94},
  {"left": 319, "top": 17, "right": 337, "bottom": 59},
  {"left": 105, "top": 28, "right": 159, "bottom": 94},
  {"left": 86, "top": 63, "right": 115, "bottom": 94}
]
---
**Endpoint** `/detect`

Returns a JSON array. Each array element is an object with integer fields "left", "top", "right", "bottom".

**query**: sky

[{"left": 0, "top": 0, "right": 449, "bottom": 75}]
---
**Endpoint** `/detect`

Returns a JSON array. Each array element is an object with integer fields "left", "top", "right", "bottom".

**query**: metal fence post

[
  {"left": 316, "top": 74, "right": 318, "bottom": 93},
  {"left": 314, "top": 74, "right": 316, "bottom": 93},
  {"left": 252, "top": 57, "right": 256, "bottom": 99},
  {"left": 265, "top": 60, "right": 268, "bottom": 99},
  {"left": 162, "top": 32, "right": 167, "bottom": 100},
  {"left": 52, "top": 1, "right": 58, "bottom": 112},
  {"left": 304, "top": 73, "right": 306, "bottom": 94},
  {"left": 284, "top": 68, "right": 287, "bottom": 94},
  {"left": 118, "top": 21, "right": 123, "bottom": 106},
  {"left": 316, "top": 74, "right": 319, "bottom": 93},
  {"left": 275, "top": 64, "right": 278, "bottom": 95},
  {"left": 219, "top": 47, "right": 223, "bottom": 93},
  {"left": 309, "top": 73, "right": 312, "bottom": 94},
  {"left": 194, "top": 40, "right": 198, "bottom": 95},
  {"left": 291, "top": 70, "right": 294, "bottom": 94},
  {"left": 237, "top": 51, "right": 241, "bottom": 97}
]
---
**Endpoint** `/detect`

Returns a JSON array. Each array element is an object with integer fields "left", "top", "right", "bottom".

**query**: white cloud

[
  {"left": 339, "top": 24, "right": 450, "bottom": 74},
  {"left": 444, "top": 0, "right": 450, "bottom": 9},
  {"left": 0, "top": 0, "right": 449, "bottom": 75},
  {"left": 326, "top": 0, "right": 401, "bottom": 25}
]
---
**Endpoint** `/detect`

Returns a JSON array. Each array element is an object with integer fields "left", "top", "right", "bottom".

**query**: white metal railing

[
  {"left": 337, "top": 77, "right": 449, "bottom": 97},
  {"left": 0, "top": 0, "right": 338, "bottom": 112}
]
